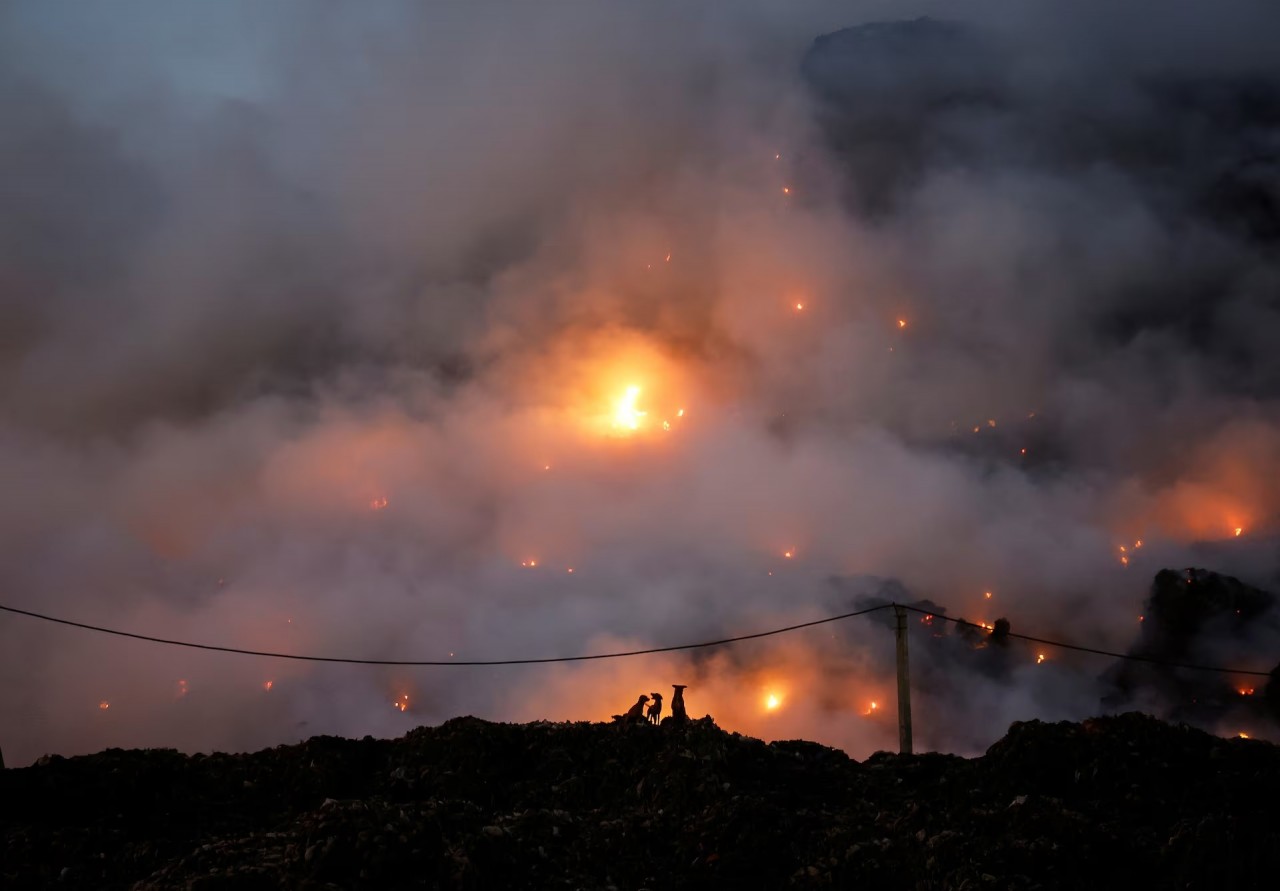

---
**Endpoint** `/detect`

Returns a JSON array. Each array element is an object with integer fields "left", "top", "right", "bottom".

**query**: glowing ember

[
  {"left": 984, "top": 591, "right": 993, "bottom": 599},
  {"left": 263, "top": 680, "right": 274, "bottom": 691},
  {"left": 782, "top": 186, "right": 792, "bottom": 195},
  {"left": 98, "top": 701, "right": 110, "bottom": 710},
  {"left": 394, "top": 694, "right": 409, "bottom": 713},
  {"left": 1121, "top": 556, "right": 1129, "bottom": 566},
  {"left": 1134, "top": 540, "right": 1143, "bottom": 549},
  {"left": 1020, "top": 447, "right": 1027, "bottom": 455},
  {"left": 1036, "top": 653, "right": 1046, "bottom": 664},
  {"left": 783, "top": 550, "right": 794, "bottom": 559},
  {"left": 613, "top": 385, "right": 646, "bottom": 431},
  {"left": 665, "top": 253, "right": 671, "bottom": 262},
  {"left": 897, "top": 319, "right": 907, "bottom": 329},
  {"left": 764, "top": 693, "right": 781, "bottom": 711},
  {"left": 369, "top": 496, "right": 388, "bottom": 511}
]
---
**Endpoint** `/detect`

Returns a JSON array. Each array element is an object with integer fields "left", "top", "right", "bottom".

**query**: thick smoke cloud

[{"left": 2, "top": 1, "right": 1279, "bottom": 765}]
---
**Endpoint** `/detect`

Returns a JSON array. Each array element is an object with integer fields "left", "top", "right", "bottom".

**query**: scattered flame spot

[
  {"left": 665, "top": 253, "right": 671, "bottom": 263},
  {"left": 1239, "top": 687, "right": 1255, "bottom": 696},
  {"left": 1234, "top": 527, "right": 1244, "bottom": 537},
  {"left": 369, "top": 496, "right": 389, "bottom": 511},
  {"left": 520, "top": 559, "right": 539, "bottom": 568},
  {"left": 177, "top": 679, "right": 189, "bottom": 697},
  {"left": 864, "top": 700, "right": 879, "bottom": 716},
  {"left": 567, "top": 567, "right": 574, "bottom": 574},
  {"left": 782, "top": 186, "right": 792, "bottom": 195},
  {"left": 783, "top": 550, "right": 794, "bottom": 559},
  {"left": 795, "top": 302, "right": 804, "bottom": 311},
  {"left": 984, "top": 591, "right": 993, "bottom": 600},
  {"left": 1020, "top": 447, "right": 1027, "bottom": 455},
  {"left": 987, "top": 419, "right": 996, "bottom": 428},
  {"left": 1134, "top": 540, "right": 1143, "bottom": 549},
  {"left": 1239, "top": 732, "right": 1251, "bottom": 739},
  {"left": 676, "top": 408, "right": 685, "bottom": 417},
  {"left": 98, "top": 701, "right": 110, "bottom": 710},
  {"left": 394, "top": 694, "right": 409, "bottom": 713},
  {"left": 1036, "top": 654, "right": 1046, "bottom": 664},
  {"left": 263, "top": 681, "right": 273, "bottom": 691}
]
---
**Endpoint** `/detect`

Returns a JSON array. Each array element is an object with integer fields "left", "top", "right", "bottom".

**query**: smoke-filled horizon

[{"left": 3, "top": 0, "right": 1279, "bottom": 766}]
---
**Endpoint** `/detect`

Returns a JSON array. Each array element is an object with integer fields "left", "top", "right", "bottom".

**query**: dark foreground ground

[{"left": 3, "top": 714, "right": 1279, "bottom": 890}]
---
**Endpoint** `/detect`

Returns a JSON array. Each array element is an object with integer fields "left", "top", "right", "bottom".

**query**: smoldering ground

[{"left": 1, "top": 1, "right": 1279, "bottom": 765}]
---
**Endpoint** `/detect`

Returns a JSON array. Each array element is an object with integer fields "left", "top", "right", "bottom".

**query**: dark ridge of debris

[{"left": 3, "top": 713, "right": 1279, "bottom": 889}]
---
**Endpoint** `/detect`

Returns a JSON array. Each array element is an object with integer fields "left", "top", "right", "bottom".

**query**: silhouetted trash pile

[{"left": 3, "top": 712, "right": 1279, "bottom": 889}]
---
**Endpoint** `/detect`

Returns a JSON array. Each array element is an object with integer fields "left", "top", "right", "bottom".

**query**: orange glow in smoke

[
  {"left": 764, "top": 693, "right": 782, "bottom": 711},
  {"left": 1235, "top": 526, "right": 1244, "bottom": 537},
  {"left": 863, "top": 700, "right": 880, "bottom": 716},
  {"left": 1238, "top": 687, "right": 1255, "bottom": 696}
]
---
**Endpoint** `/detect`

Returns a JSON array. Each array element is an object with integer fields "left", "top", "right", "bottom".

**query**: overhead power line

[
  {"left": 0, "top": 600, "right": 1272, "bottom": 676},
  {"left": 0, "top": 602, "right": 889, "bottom": 666}
]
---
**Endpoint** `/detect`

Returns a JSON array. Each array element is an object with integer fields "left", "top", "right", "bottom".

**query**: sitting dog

[
  {"left": 646, "top": 692, "right": 663, "bottom": 724},
  {"left": 613, "top": 694, "right": 649, "bottom": 724}
]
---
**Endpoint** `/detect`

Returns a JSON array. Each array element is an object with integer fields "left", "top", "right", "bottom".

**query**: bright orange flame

[
  {"left": 863, "top": 700, "right": 879, "bottom": 716},
  {"left": 782, "top": 186, "right": 792, "bottom": 195},
  {"left": 764, "top": 693, "right": 781, "bottom": 711},
  {"left": 783, "top": 550, "right": 794, "bottom": 559},
  {"left": 984, "top": 591, "right": 993, "bottom": 599},
  {"left": 1239, "top": 732, "right": 1251, "bottom": 739},
  {"left": 1036, "top": 654, "right": 1046, "bottom": 664},
  {"left": 1239, "top": 687, "right": 1255, "bottom": 696},
  {"left": 394, "top": 694, "right": 409, "bottom": 713},
  {"left": 520, "top": 559, "right": 539, "bottom": 568},
  {"left": 795, "top": 302, "right": 804, "bottom": 311},
  {"left": 1235, "top": 526, "right": 1244, "bottom": 537},
  {"left": 613, "top": 385, "right": 646, "bottom": 431},
  {"left": 897, "top": 319, "right": 907, "bottom": 329}
]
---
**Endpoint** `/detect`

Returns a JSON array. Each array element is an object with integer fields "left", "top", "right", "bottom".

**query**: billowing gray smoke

[{"left": 2, "top": 1, "right": 1278, "bottom": 765}]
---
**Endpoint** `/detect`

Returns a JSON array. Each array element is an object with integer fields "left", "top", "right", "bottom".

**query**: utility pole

[{"left": 893, "top": 604, "right": 913, "bottom": 755}]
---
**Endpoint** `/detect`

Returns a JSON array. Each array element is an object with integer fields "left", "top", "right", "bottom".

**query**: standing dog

[{"left": 646, "top": 693, "right": 663, "bottom": 724}]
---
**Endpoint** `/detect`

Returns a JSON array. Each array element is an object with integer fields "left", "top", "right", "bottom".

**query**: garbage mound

[{"left": 3, "top": 712, "right": 1278, "bottom": 889}]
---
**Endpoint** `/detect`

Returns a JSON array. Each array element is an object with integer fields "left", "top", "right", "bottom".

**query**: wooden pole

[{"left": 893, "top": 604, "right": 913, "bottom": 755}]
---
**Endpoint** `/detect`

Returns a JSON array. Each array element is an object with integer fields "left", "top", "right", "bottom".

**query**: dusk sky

[{"left": 2, "top": 1, "right": 1279, "bottom": 766}]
